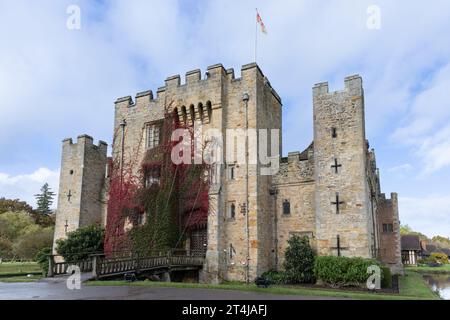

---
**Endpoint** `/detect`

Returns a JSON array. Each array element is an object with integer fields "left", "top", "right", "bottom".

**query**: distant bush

[
  {"left": 12, "top": 227, "right": 53, "bottom": 260},
  {"left": 0, "top": 211, "right": 35, "bottom": 241},
  {"left": 0, "top": 237, "right": 13, "bottom": 259},
  {"left": 430, "top": 252, "right": 449, "bottom": 264},
  {"left": 314, "top": 256, "right": 383, "bottom": 288},
  {"left": 56, "top": 225, "right": 104, "bottom": 262}
]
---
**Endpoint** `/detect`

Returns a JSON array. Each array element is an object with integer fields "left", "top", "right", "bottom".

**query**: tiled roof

[{"left": 401, "top": 235, "right": 421, "bottom": 251}]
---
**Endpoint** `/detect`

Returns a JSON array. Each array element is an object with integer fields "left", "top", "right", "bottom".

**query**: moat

[{"left": 423, "top": 274, "right": 450, "bottom": 300}]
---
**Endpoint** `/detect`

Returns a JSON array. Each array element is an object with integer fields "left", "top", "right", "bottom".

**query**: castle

[{"left": 52, "top": 63, "right": 403, "bottom": 283}]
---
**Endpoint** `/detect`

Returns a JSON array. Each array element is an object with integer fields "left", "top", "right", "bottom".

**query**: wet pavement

[{"left": 0, "top": 275, "right": 341, "bottom": 300}]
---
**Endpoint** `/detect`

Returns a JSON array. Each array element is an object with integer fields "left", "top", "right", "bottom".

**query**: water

[{"left": 422, "top": 274, "right": 450, "bottom": 300}]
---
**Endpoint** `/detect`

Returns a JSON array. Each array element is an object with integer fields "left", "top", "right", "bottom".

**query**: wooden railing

[
  {"left": 48, "top": 256, "right": 93, "bottom": 277},
  {"left": 48, "top": 250, "right": 205, "bottom": 279},
  {"left": 93, "top": 251, "right": 205, "bottom": 279}
]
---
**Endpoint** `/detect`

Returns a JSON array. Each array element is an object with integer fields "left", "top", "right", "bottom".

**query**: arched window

[
  {"left": 198, "top": 102, "right": 204, "bottom": 123},
  {"left": 189, "top": 104, "right": 195, "bottom": 125},
  {"left": 173, "top": 107, "right": 180, "bottom": 124},
  {"left": 283, "top": 199, "right": 291, "bottom": 215},
  {"left": 229, "top": 202, "right": 236, "bottom": 219},
  {"left": 181, "top": 106, "right": 187, "bottom": 124},
  {"left": 206, "top": 101, "right": 212, "bottom": 122}
]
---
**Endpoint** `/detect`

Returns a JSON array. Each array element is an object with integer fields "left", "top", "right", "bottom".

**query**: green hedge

[
  {"left": 314, "top": 256, "right": 385, "bottom": 288},
  {"left": 261, "top": 270, "right": 286, "bottom": 285}
]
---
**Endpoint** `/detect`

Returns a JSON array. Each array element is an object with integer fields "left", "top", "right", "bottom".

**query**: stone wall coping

[
  {"left": 135, "top": 90, "right": 153, "bottom": 98},
  {"left": 115, "top": 96, "right": 133, "bottom": 104},
  {"left": 207, "top": 63, "right": 224, "bottom": 71},
  {"left": 186, "top": 69, "right": 201, "bottom": 76},
  {"left": 165, "top": 74, "right": 181, "bottom": 81},
  {"left": 77, "top": 134, "right": 93, "bottom": 140}
]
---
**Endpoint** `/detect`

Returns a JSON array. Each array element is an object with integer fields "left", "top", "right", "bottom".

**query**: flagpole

[{"left": 255, "top": 8, "right": 258, "bottom": 63}]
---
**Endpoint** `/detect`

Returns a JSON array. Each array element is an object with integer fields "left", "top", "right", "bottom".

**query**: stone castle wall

[
  {"left": 272, "top": 148, "right": 316, "bottom": 268},
  {"left": 377, "top": 193, "right": 403, "bottom": 274},
  {"left": 313, "top": 76, "right": 374, "bottom": 258},
  {"left": 52, "top": 135, "right": 107, "bottom": 254},
  {"left": 53, "top": 63, "right": 403, "bottom": 277}
]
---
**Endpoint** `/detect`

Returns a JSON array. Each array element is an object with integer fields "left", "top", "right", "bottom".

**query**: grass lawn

[
  {"left": 0, "top": 275, "right": 43, "bottom": 283},
  {"left": 0, "top": 262, "right": 42, "bottom": 276},
  {"left": 406, "top": 265, "right": 450, "bottom": 274},
  {"left": 86, "top": 271, "right": 439, "bottom": 300},
  {"left": 399, "top": 271, "right": 439, "bottom": 299}
]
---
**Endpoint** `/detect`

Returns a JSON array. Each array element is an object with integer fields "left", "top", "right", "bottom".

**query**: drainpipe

[
  {"left": 370, "top": 192, "right": 378, "bottom": 258},
  {"left": 242, "top": 92, "right": 250, "bottom": 285},
  {"left": 271, "top": 188, "right": 278, "bottom": 269},
  {"left": 119, "top": 119, "right": 127, "bottom": 183}
]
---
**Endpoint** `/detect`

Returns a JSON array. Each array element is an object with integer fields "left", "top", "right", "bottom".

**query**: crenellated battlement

[
  {"left": 62, "top": 134, "right": 108, "bottom": 155},
  {"left": 114, "top": 63, "right": 282, "bottom": 113},
  {"left": 313, "top": 74, "right": 363, "bottom": 97}
]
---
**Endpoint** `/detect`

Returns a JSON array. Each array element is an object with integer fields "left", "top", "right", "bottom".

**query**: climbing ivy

[{"left": 104, "top": 109, "right": 210, "bottom": 257}]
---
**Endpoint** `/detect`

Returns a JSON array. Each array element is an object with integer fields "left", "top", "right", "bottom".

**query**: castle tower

[
  {"left": 111, "top": 63, "right": 282, "bottom": 283},
  {"left": 52, "top": 135, "right": 108, "bottom": 254},
  {"left": 313, "top": 75, "right": 375, "bottom": 258}
]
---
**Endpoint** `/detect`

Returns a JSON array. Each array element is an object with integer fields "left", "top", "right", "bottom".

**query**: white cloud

[
  {"left": 392, "top": 63, "right": 450, "bottom": 175},
  {"left": 0, "top": 168, "right": 59, "bottom": 208},
  {"left": 388, "top": 163, "right": 412, "bottom": 173},
  {"left": 399, "top": 195, "right": 450, "bottom": 238},
  {"left": 1, "top": 0, "right": 450, "bottom": 237}
]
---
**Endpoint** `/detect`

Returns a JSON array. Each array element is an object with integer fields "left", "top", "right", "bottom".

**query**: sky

[{"left": 0, "top": 0, "right": 449, "bottom": 238}]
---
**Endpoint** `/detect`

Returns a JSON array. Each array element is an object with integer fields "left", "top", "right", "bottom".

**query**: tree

[
  {"left": 34, "top": 183, "right": 56, "bottom": 215},
  {"left": 400, "top": 224, "right": 412, "bottom": 235},
  {"left": 30, "top": 212, "right": 55, "bottom": 228},
  {"left": 12, "top": 227, "right": 53, "bottom": 260},
  {"left": 0, "top": 211, "right": 36, "bottom": 241},
  {"left": 400, "top": 224, "right": 429, "bottom": 240},
  {"left": 0, "top": 198, "right": 34, "bottom": 215},
  {"left": 432, "top": 236, "right": 450, "bottom": 249},
  {"left": 283, "top": 235, "right": 316, "bottom": 284},
  {"left": 56, "top": 225, "right": 104, "bottom": 262},
  {"left": 0, "top": 237, "right": 13, "bottom": 259}
]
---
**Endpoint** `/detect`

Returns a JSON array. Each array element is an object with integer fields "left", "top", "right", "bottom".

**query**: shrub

[
  {"left": 314, "top": 256, "right": 382, "bottom": 288},
  {"left": 0, "top": 237, "right": 13, "bottom": 259},
  {"left": 430, "top": 252, "right": 449, "bottom": 264},
  {"left": 56, "top": 225, "right": 104, "bottom": 262},
  {"left": 12, "top": 227, "right": 54, "bottom": 260},
  {"left": 283, "top": 235, "right": 316, "bottom": 284},
  {"left": 36, "top": 247, "right": 52, "bottom": 276},
  {"left": 261, "top": 270, "right": 286, "bottom": 285},
  {"left": 381, "top": 266, "right": 392, "bottom": 289}
]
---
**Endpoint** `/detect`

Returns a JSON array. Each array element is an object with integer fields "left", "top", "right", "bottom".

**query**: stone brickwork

[
  {"left": 313, "top": 76, "right": 374, "bottom": 258},
  {"left": 377, "top": 193, "right": 403, "bottom": 274},
  {"left": 52, "top": 135, "right": 107, "bottom": 254},
  {"left": 54, "top": 63, "right": 403, "bottom": 278}
]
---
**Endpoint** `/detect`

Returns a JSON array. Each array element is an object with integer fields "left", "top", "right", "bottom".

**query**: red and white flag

[{"left": 256, "top": 10, "right": 267, "bottom": 34}]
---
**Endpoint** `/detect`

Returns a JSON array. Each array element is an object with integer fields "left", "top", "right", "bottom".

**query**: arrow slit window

[{"left": 283, "top": 199, "right": 291, "bottom": 215}]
